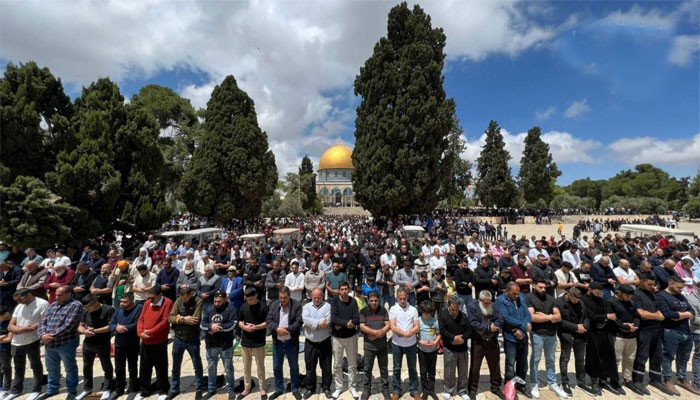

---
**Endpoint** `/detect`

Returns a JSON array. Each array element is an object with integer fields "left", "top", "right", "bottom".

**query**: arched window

[
  {"left": 343, "top": 188, "right": 352, "bottom": 196},
  {"left": 320, "top": 188, "right": 329, "bottom": 196}
]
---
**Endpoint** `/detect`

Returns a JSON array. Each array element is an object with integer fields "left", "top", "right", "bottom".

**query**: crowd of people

[{"left": 0, "top": 213, "right": 698, "bottom": 400}]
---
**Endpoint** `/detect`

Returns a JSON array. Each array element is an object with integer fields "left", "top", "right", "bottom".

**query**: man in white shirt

[
  {"left": 528, "top": 241, "right": 549, "bottom": 263},
  {"left": 466, "top": 236, "right": 482, "bottom": 258},
  {"left": 613, "top": 259, "right": 639, "bottom": 286},
  {"left": 7, "top": 288, "right": 49, "bottom": 400},
  {"left": 429, "top": 249, "right": 446, "bottom": 274},
  {"left": 389, "top": 288, "right": 420, "bottom": 400},
  {"left": 380, "top": 248, "right": 397, "bottom": 270},
  {"left": 284, "top": 262, "right": 305, "bottom": 301},
  {"left": 554, "top": 262, "right": 579, "bottom": 297},
  {"left": 132, "top": 265, "right": 157, "bottom": 305},
  {"left": 562, "top": 246, "right": 581, "bottom": 269},
  {"left": 301, "top": 288, "right": 332, "bottom": 398},
  {"left": 196, "top": 252, "right": 214, "bottom": 274},
  {"left": 132, "top": 248, "right": 153, "bottom": 271}
]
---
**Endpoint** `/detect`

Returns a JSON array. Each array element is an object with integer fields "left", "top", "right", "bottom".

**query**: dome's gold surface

[{"left": 318, "top": 144, "right": 354, "bottom": 170}]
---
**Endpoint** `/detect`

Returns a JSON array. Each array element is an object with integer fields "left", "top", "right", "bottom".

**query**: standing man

[
  {"left": 198, "top": 265, "right": 222, "bottom": 308},
  {"left": 17, "top": 261, "right": 48, "bottom": 300},
  {"left": 606, "top": 284, "right": 639, "bottom": 394},
  {"left": 132, "top": 265, "right": 156, "bottom": 307},
  {"left": 389, "top": 288, "right": 420, "bottom": 400},
  {"left": 395, "top": 261, "right": 418, "bottom": 306},
  {"left": 330, "top": 282, "right": 360, "bottom": 399},
  {"left": 237, "top": 287, "right": 268, "bottom": 399},
  {"left": 284, "top": 261, "right": 305, "bottom": 302},
  {"left": 70, "top": 262, "right": 97, "bottom": 304},
  {"left": 302, "top": 288, "right": 332, "bottom": 399},
  {"left": 168, "top": 286, "right": 204, "bottom": 399},
  {"left": 136, "top": 286, "right": 173, "bottom": 400},
  {"left": 359, "top": 290, "right": 390, "bottom": 400},
  {"left": 5, "top": 289, "right": 48, "bottom": 400},
  {"left": 109, "top": 292, "right": 142, "bottom": 399},
  {"left": 495, "top": 282, "right": 531, "bottom": 397},
  {"left": 376, "top": 263, "right": 396, "bottom": 309},
  {"left": 266, "top": 287, "right": 303, "bottom": 399},
  {"left": 526, "top": 279, "right": 568, "bottom": 398},
  {"left": 554, "top": 288, "right": 592, "bottom": 396},
  {"left": 657, "top": 275, "right": 698, "bottom": 395},
  {"left": 77, "top": 294, "right": 115, "bottom": 400},
  {"left": 631, "top": 273, "right": 666, "bottom": 395},
  {"left": 438, "top": 296, "right": 470, "bottom": 400},
  {"left": 201, "top": 291, "right": 237, "bottom": 400},
  {"left": 304, "top": 261, "right": 325, "bottom": 299},
  {"left": 453, "top": 260, "right": 474, "bottom": 308},
  {"left": 43, "top": 261, "right": 75, "bottom": 304},
  {"left": 156, "top": 259, "right": 180, "bottom": 303},
  {"left": 467, "top": 291, "right": 503, "bottom": 399},
  {"left": 686, "top": 281, "right": 700, "bottom": 393},
  {"left": 37, "top": 286, "right": 83, "bottom": 400},
  {"left": 265, "top": 261, "right": 286, "bottom": 305},
  {"left": 324, "top": 263, "right": 346, "bottom": 300}
]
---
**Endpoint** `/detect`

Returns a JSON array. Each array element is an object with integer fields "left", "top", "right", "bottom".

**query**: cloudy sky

[{"left": 2, "top": 0, "right": 699, "bottom": 184}]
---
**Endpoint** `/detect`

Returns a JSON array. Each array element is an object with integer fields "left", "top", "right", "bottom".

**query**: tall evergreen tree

[
  {"left": 298, "top": 155, "right": 317, "bottom": 211},
  {"left": 439, "top": 114, "right": 472, "bottom": 208},
  {"left": 518, "top": 126, "right": 561, "bottom": 205},
  {"left": 475, "top": 120, "right": 518, "bottom": 207},
  {"left": 0, "top": 62, "right": 74, "bottom": 181},
  {"left": 180, "top": 75, "right": 277, "bottom": 222},
  {"left": 352, "top": 2, "right": 455, "bottom": 216}
]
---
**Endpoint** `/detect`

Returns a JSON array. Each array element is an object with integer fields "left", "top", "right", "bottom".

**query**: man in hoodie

[
  {"left": 135, "top": 285, "right": 173, "bottom": 400},
  {"left": 168, "top": 287, "right": 204, "bottom": 399},
  {"left": 201, "top": 290, "right": 237, "bottom": 400}
]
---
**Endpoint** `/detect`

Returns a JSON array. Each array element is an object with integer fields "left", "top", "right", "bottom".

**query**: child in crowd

[{"left": 417, "top": 301, "right": 440, "bottom": 400}]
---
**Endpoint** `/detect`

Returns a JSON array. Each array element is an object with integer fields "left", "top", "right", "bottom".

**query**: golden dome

[{"left": 318, "top": 144, "right": 354, "bottom": 170}]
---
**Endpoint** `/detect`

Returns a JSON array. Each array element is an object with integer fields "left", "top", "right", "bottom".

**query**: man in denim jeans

[
  {"left": 657, "top": 276, "right": 699, "bottom": 395},
  {"left": 266, "top": 286, "right": 303, "bottom": 400},
  {"left": 201, "top": 290, "right": 237, "bottom": 400},
  {"left": 526, "top": 279, "right": 568, "bottom": 399},
  {"left": 168, "top": 286, "right": 204, "bottom": 399},
  {"left": 495, "top": 282, "right": 531, "bottom": 398}
]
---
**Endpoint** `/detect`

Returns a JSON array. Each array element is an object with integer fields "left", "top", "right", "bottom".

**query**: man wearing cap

[
  {"left": 657, "top": 275, "right": 698, "bottom": 395},
  {"left": 606, "top": 284, "right": 638, "bottom": 395},
  {"left": 266, "top": 286, "right": 303, "bottom": 399},
  {"left": 136, "top": 285, "right": 173, "bottom": 400},
  {"left": 631, "top": 272, "right": 666, "bottom": 395},
  {"left": 168, "top": 286, "right": 204, "bottom": 399},
  {"left": 302, "top": 287, "right": 332, "bottom": 399},
  {"left": 77, "top": 294, "right": 115, "bottom": 400},
  {"left": 201, "top": 290, "right": 237, "bottom": 400},
  {"left": 5, "top": 288, "right": 48, "bottom": 400},
  {"left": 221, "top": 266, "right": 244, "bottom": 313},
  {"left": 37, "top": 285, "right": 83, "bottom": 400},
  {"left": 284, "top": 262, "right": 305, "bottom": 302},
  {"left": 109, "top": 292, "right": 142, "bottom": 399},
  {"left": 554, "top": 288, "right": 591, "bottom": 396},
  {"left": 581, "top": 282, "right": 618, "bottom": 396},
  {"left": 43, "top": 259, "right": 75, "bottom": 304},
  {"left": 132, "top": 264, "right": 156, "bottom": 306}
]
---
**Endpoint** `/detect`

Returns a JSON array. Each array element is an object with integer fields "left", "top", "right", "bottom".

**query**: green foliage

[
  {"left": 299, "top": 156, "right": 319, "bottom": 212},
  {"left": 352, "top": 2, "right": 455, "bottom": 216},
  {"left": 683, "top": 197, "right": 700, "bottom": 219},
  {"left": 550, "top": 194, "right": 595, "bottom": 210},
  {"left": 518, "top": 126, "right": 561, "bottom": 204},
  {"left": 475, "top": 120, "right": 518, "bottom": 207},
  {"left": 180, "top": 75, "right": 277, "bottom": 222},
  {"left": 439, "top": 114, "right": 472, "bottom": 208},
  {"left": 0, "top": 62, "right": 74, "bottom": 181},
  {"left": 0, "top": 176, "right": 80, "bottom": 248},
  {"left": 564, "top": 178, "right": 604, "bottom": 208},
  {"left": 599, "top": 195, "right": 667, "bottom": 214},
  {"left": 690, "top": 168, "right": 700, "bottom": 198}
]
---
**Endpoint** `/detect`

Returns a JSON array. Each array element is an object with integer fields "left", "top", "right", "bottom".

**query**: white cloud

[
  {"left": 462, "top": 128, "right": 601, "bottom": 167},
  {"left": 535, "top": 106, "right": 557, "bottom": 120},
  {"left": 668, "top": 35, "right": 700, "bottom": 67},
  {"left": 603, "top": 5, "right": 676, "bottom": 30},
  {"left": 608, "top": 133, "right": 700, "bottom": 166},
  {"left": 0, "top": 0, "right": 560, "bottom": 177},
  {"left": 564, "top": 99, "right": 591, "bottom": 119}
]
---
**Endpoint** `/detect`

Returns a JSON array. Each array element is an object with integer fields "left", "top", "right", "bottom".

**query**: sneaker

[
  {"left": 100, "top": 392, "right": 111, "bottom": 400},
  {"left": 76, "top": 391, "right": 91, "bottom": 400},
  {"left": 441, "top": 393, "right": 451, "bottom": 400},
  {"left": 134, "top": 395, "right": 145, "bottom": 400},
  {"left": 331, "top": 390, "right": 341, "bottom": 399},
  {"left": 350, "top": 388, "right": 359, "bottom": 399},
  {"left": 561, "top": 384, "right": 572, "bottom": 397},
  {"left": 530, "top": 386, "right": 540, "bottom": 399},
  {"left": 3, "top": 393, "right": 20, "bottom": 400},
  {"left": 36, "top": 393, "right": 58, "bottom": 400},
  {"left": 157, "top": 394, "right": 168, "bottom": 400},
  {"left": 460, "top": 394, "right": 470, "bottom": 400},
  {"left": 548, "top": 384, "right": 568, "bottom": 399}
]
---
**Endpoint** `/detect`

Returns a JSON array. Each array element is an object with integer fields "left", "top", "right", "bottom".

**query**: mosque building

[{"left": 316, "top": 143, "right": 356, "bottom": 207}]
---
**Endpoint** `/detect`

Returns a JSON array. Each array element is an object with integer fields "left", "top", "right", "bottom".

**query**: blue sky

[{"left": 1, "top": 0, "right": 698, "bottom": 184}]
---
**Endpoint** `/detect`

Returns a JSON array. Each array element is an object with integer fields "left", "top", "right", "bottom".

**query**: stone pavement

[{"left": 8, "top": 336, "right": 697, "bottom": 400}]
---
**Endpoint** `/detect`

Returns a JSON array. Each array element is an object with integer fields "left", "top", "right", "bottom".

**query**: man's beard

[{"left": 479, "top": 302, "right": 494, "bottom": 316}]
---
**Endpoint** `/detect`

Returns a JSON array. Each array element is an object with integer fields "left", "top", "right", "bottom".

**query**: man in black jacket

[
  {"left": 530, "top": 255, "right": 557, "bottom": 297},
  {"left": 473, "top": 258, "right": 496, "bottom": 299},
  {"left": 631, "top": 273, "right": 666, "bottom": 395},
  {"left": 467, "top": 291, "right": 503, "bottom": 399},
  {"left": 438, "top": 297, "right": 471, "bottom": 400},
  {"left": 201, "top": 290, "right": 237, "bottom": 400},
  {"left": 266, "top": 287, "right": 303, "bottom": 399},
  {"left": 453, "top": 260, "right": 473, "bottom": 309},
  {"left": 606, "top": 284, "right": 639, "bottom": 395},
  {"left": 330, "top": 282, "right": 360, "bottom": 399},
  {"left": 581, "top": 282, "right": 618, "bottom": 396},
  {"left": 554, "top": 288, "right": 592, "bottom": 396}
]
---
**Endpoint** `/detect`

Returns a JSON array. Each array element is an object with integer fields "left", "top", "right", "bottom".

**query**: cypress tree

[
  {"left": 475, "top": 120, "right": 518, "bottom": 207},
  {"left": 180, "top": 75, "right": 277, "bottom": 222},
  {"left": 299, "top": 155, "right": 317, "bottom": 211},
  {"left": 518, "top": 126, "right": 561, "bottom": 205},
  {"left": 352, "top": 2, "right": 455, "bottom": 216}
]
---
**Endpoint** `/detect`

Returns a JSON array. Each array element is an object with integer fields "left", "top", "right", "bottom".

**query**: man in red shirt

[
  {"left": 135, "top": 285, "right": 173, "bottom": 400},
  {"left": 510, "top": 255, "right": 532, "bottom": 294},
  {"left": 44, "top": 260, "right": 75, "bottom": 303}
]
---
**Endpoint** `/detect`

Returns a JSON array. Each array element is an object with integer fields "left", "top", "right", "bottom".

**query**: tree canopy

[
  {"left": 474, "top": 120, "right": 518, "bottom": 207},
  {"left": 518, "top": 126, "right": 561, "bottom": 205},
  {"left": 352, "top": 2, "right": 455, "bottom": 216}
]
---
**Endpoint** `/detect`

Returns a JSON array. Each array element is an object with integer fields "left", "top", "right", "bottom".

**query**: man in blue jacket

[
  {"left": 467, "top": 290, "right": 504, "bottom": 399},
  {"left": 109, "top": 292, "right": 143, "bottom": 398},
  {"left": 495, "top": 282, "right": 531, "bottom": 397},
  {"left": 266, "top": 286, "right": 303, "bottom": 400}
]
